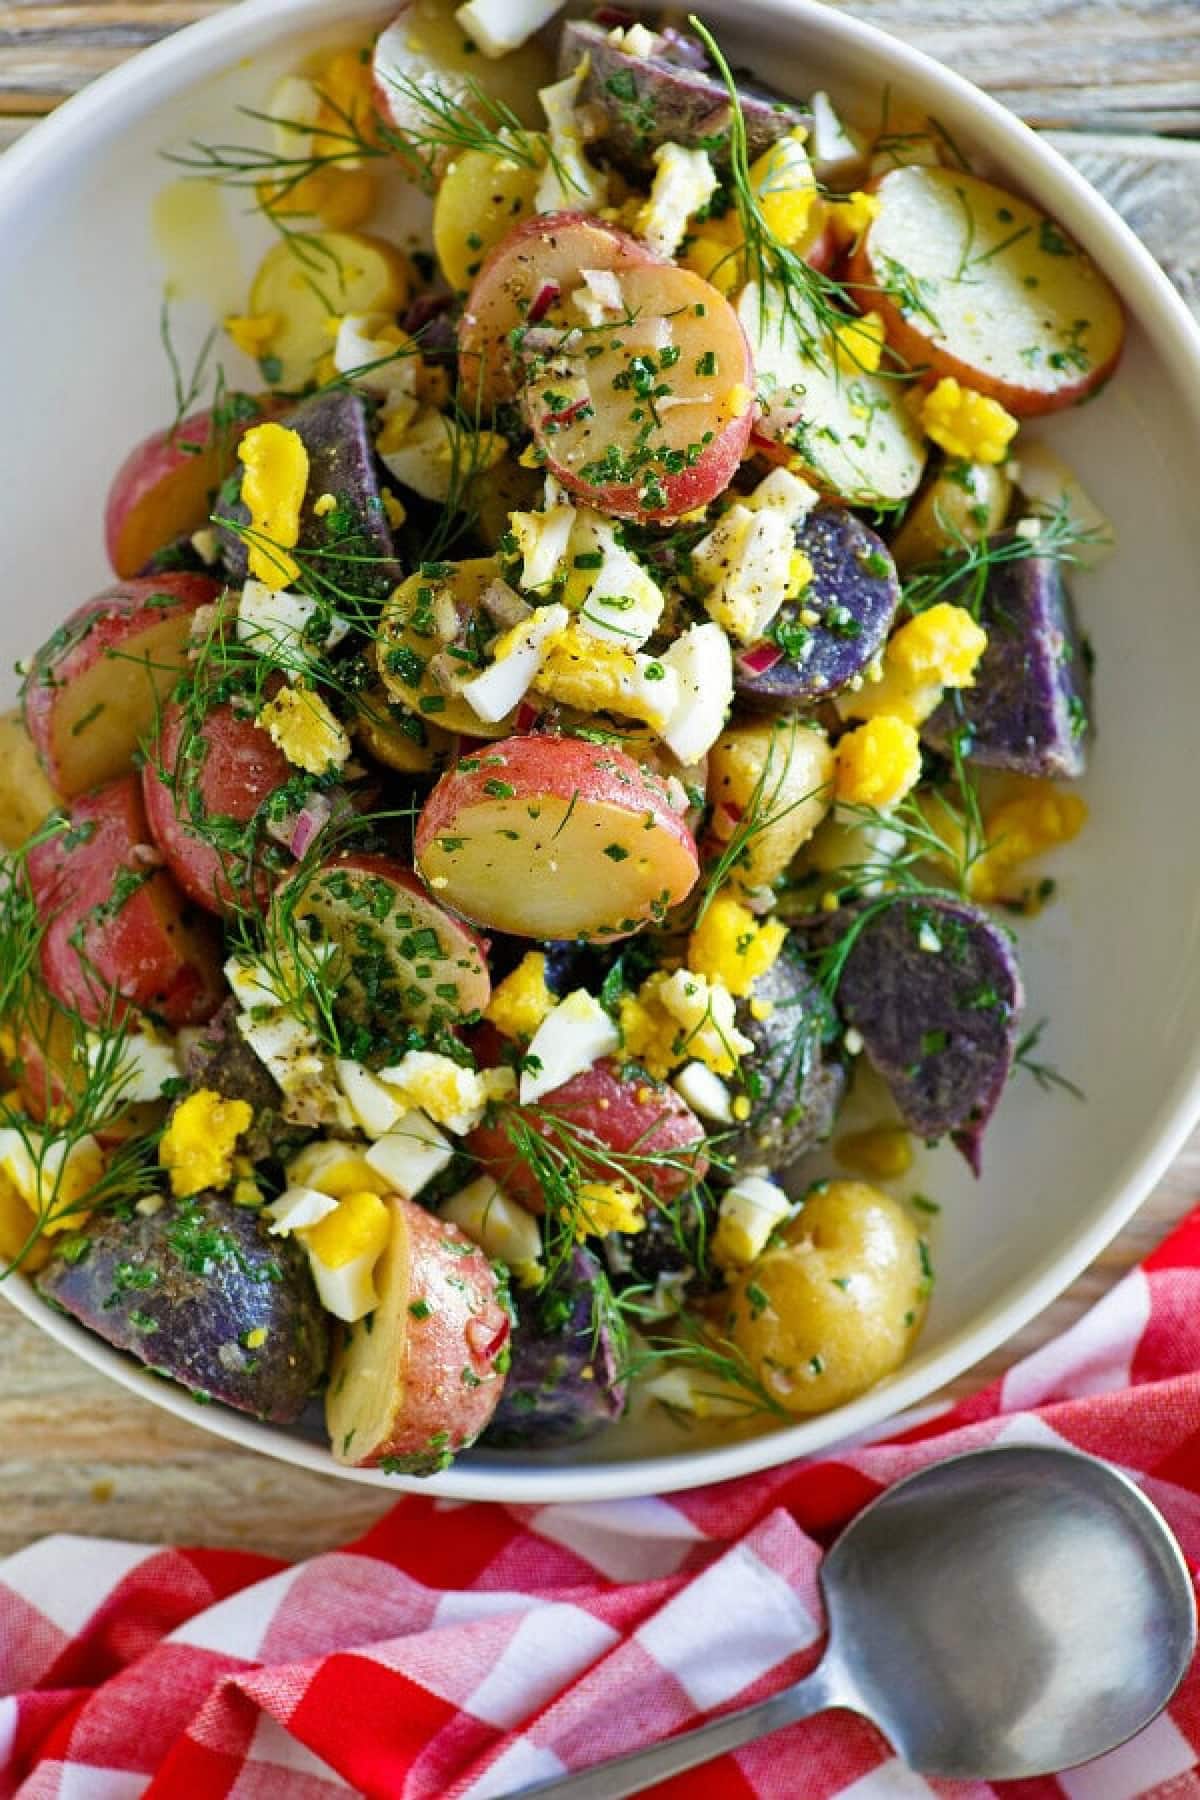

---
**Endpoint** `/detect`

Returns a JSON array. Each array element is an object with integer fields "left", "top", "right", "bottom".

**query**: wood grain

[{"left": 0, "top": 0, "right": 1195, "bottom": 1560}]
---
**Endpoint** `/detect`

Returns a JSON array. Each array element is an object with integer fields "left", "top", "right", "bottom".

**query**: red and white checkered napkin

[{"left": 5, "top": 1210, "right": 1200, "bottom": 1800}]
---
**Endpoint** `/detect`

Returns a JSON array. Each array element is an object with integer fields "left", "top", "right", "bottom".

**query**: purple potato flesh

[
  {"left": 560, "top": 18, "right": 810, "bottom": 174},
  {"left": 923, "top": 541, "right": 1091, "bottom": 778},
  {"left": 482, "top": 1247, "right": 626, "bottom": 1448},
  {"left": 815, "top": 895, "right": 1024, "bottom": 1172},
  {"left": 218, "top": 389, "right": 401, "bottom": 597},
  {"left": 736, "top": 505, "right": 900, "bottom": 706},
  {"left": 37, "top": 1194, "right": 329, "bottom": 1422}
]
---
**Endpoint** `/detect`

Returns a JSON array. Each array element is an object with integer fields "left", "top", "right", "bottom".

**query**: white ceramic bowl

[{"left": 2, "top": 0, "right": 1199, "bottom": 1503}]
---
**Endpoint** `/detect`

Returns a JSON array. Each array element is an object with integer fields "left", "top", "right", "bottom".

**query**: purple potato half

[
  {"left": 37, "top": 1194, "right": 329, "bottom": 1422},
  {"left": 924, "top": 540, "right": 1091, "bottom": 779},
  {"left": 814, "top": 894, "right": 1024, "bottom": 1172},
  {"left": 736, "top": 506, "right": 900, "bottom": 707},
  {"left": 728, "top": 946, "right": 846, "bottom": 1173},
  {"left": 560, "top": 18, "right": 810, "bottom": 174},
  {"left": 482, "top": 1247, "right": 626, "bottom": 1449},
  {"left": 218, "top": 388, "right": 401, "bottom": 598}
]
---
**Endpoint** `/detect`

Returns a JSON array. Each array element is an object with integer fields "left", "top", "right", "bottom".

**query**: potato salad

[{"left": 0, "top": 3, "right": 1120, "bottom": 1471}]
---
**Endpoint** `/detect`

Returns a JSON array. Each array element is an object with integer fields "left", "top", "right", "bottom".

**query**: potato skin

[
  {"left": 728, "top": 951, "right": 845, "bottom": 1175},
  {"left": 37, "top": 1194, "right": 328, "bottom": 1422},
  {"left": 483, "top": 1247, "right": 626, "bottom": 1449},
  {"left": 726, "top": 1181, "right": 928, "bottom": 1415}
]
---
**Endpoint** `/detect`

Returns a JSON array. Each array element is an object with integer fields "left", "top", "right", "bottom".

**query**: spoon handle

[{"left": 500, "top": 1660, "right": 841, "bottom": 1800}]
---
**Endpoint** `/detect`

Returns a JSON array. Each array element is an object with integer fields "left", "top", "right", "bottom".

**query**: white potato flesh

[{"left": 740, "top": 281, "right": 926, "bottom": 506}]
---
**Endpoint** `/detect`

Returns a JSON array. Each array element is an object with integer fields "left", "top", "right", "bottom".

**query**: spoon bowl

[{"left": 512, "top": 1446, "right": 1197, "bottom": 1798}]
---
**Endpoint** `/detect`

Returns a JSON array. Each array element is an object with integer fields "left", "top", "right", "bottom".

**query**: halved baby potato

[
  {"left": 249, "top": 230, "right": 410, "bottom": 387},
  {"left": 433, "top": 145, "right": 542, "bottom": 293},
  {"left": 377, "top": 557, "right": 524, "bottom": 738},
  {"left": 848, "top": 166, "right": 1125, "bottom": 415},
  {"left": 415, "top": 734, "right": 700, "bottom": 939}
]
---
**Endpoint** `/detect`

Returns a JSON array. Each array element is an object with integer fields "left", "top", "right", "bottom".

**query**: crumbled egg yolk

[
  {"left": 575, "top": 1182, "right": 644, "bottom": 1239},
  {"left": 835, "top": 1125, "right": 913, "bottom": 1180},
  {"left": 636, "top": 141, "right": 719, "bottom": 259},
  {"left": 683, "top": 234, "right": 741, "bottom": 295},
  {"left": 382, "top": 491, "right": 406, "bottom": 529},
  {"left": 831, "top": 309, "right": 886, "bottom": 376},
  {"left": 159, "top": 1089, "right": 253, "bottom": 1200},
  {"left": 723, "top": 383, "right": 755, "bottom": 422},
  {"left": 835, "top": 716, "right": 923, "bottom": 809},
  {"left": 620, "top": 968, "right": 753, "bottom": 1080},
  {"left": 746, "top": 130, "right": 816, "bottom": 246},
  {"left": 688, "top": 893, "right": 787, "bottom": 999},
  {"left": 286, "top": 1139, "right": 388, "bottom": 1199},
  {"left": 238, "top": 422, "right": 310, "bottom": 590},
  {"left": 532, "top": 625, "right": 672, "bottom": 732},
  {"left": 968, "top": 780, "right": 1088, "bottom": 903},
  {"left": 827, "top": 189, "right": 881, "bottom": 245},
  {"left": 920, "top": 378, "right": 1018, "bottom": 466},
  {"left": 0, "top": 1130, "right": 103, "bottom": 1251},
  {"left": 300, "top": 1188, "right": 390, "bottom": 1270},
  {"left": 486, "top": 952, "right": 558, "bottom": 1040},
  {"left": 311, "top": 48, "right": 376, "bottom": 160},
  {"left": 379, "top": 1053, "right": 515, "bottom": 1136},
  {"left": 257, "top": 685, "right": 351, "bottom": 776},
  {"left": 839, "top": 604, "right": 987, "bottom": 727},
  {"left": 0, "top": 1170, "right": 48, "bottom": 1270},
  {"left": 224, "top": 313, "right": 279, "bottom": 358}
]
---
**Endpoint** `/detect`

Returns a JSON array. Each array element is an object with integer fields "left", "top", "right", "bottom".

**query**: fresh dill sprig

[
  {"left": 900, "top": 496, "right": 1113, "bottom": 618},
  {"left": 1014, "top": 1018, "right": 1084, "bottom": 1100},
  {"left": 619, "top": 1308, "right": 792, "bottom": 1420},
  {"left": 159, "top": 300, "right": 219, "bottom": 444}
]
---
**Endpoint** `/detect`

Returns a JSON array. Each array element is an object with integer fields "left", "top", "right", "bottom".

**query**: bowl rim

[{"left": 3, "top": 0, "right": 1200, "bottom": 1504}]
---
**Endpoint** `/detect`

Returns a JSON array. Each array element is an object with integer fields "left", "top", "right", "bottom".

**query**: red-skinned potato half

[
  {"left": 143, "top": 697, "right": 296, "bottom": 917},
  {"left": 847, "top": 166, "right": 1125, "bottom": 415},
  {"left": 415, "top": 735, "right": 700, "bottom": 940},
  {"left": 458, "top": 210, "right": 656, "bottom": 407},
  {"left": 26, "top": 776, "right": 224, "bottom": 1029},
  {"left": 104, "top": 397, "right": 271, "bottom": 579},
  {"left": 326, "top": 1194, "right": 510, "bottom": 1471},
  {"left": 524, "top": 261, "right": 757, "bottom": 522},
  {"left": 467, "top": 1055, "right": 709, "bottom": 1215},
  {"left": 22, "top": 575, "right": 219, "bottom": 799},
  {"left": 282, "top": 853, "right": 491, "bottom": 1033}
]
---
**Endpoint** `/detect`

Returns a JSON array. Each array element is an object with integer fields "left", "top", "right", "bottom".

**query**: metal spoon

[{"left": 507, "top": 1446, "right": 1196, "bottom": 1798}]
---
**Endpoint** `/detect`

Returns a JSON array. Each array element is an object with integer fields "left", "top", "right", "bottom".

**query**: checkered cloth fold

[{"left": 4, "top": 1206, "right": 1200, "bottom": 1800}]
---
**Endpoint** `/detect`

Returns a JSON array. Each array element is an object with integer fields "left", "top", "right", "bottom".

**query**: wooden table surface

[{"left": 0, "top": 0, "right": 1197, "bottom": 1561}]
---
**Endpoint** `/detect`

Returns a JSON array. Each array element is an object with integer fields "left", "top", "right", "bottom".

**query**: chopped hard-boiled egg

[
  {"left": 364, "top": 1111, "right": 453, "bottom": 1197},
  {"left": 455, "top": 0, "right": 565, "bottom": 59},
  {"left": 298, "top": 1188, "right": 391, "bottom": 1322},
  {"left": 746, "top": 131, "right": 816, "bottom": 246},
  {"left": 688, "top": 893, "right": 787, "bottom": 998},
  {"left": 159, "top": 1089, "right": 252, "bottom": 1200},
  {"left": 576, "top": 1182, "right": 644, "bottom": 1238},
  {"left": 510, "top": 500, "right": 576, "bottom": 593},
  {"left": 336, "top": 1059, "right": 404, "bottom": 1139},
  {"left": 636, "top": 142, "right": 719, "bottom": 259},
  {"left": 657, "top": 621, "right": 734, "bottom": 765},
  {"left": 440, "top": 1175, "right": 543, "bottom": 1286},
  {"left": 532, "top": 625, "right": 680, "bottom": 732},
  {"left": 486, "top": 952, "right": 558, "bottom": 1040},
  {"left": 656, "top": 968, "right": 754, "bottom": 1078},
  {"left": 742, "top": 465, "right": 820, "bottom": 520},
  {"left": 672, "top": 1061, "right": 734, "bottom": 1124},
  {"left": 968, "top": 780, "right": 1088, "bottom": 903},
  {"left": 536, "top": 61, "right": 608, "bottom": 214},
  {"left": 837, "top": 603, "right": 987, "bottom": 727},
  {"left": 921, "top": 378, "right": 1018, "bottom": 465},
  {"left": 572, "top": 524, "right": 666, "bottom": 650},
  {"left": 286, "top": 1138, "right": 389, "bottom": 1198},
  {"left": 265, "top": 1184, "right": 339, "bottom": 1235},
  {"left": 237, "top": 423, "right": 310, "bottom": 591},
  {"left": 461, "top": 603, "right": 568, "bottom": 724},
  {"left": 237, "top": 1007, "right": 348, "bottom": 1130},
  {"left": 257, "top": 685, "right": 351, "bottom": 777},
  {"left": 834, "top": 715, "right": 923, "bottom": 809},
  {"left": 86, "top": 1028, "right": 180, "bottom": 1104},
  {"left": 333, "top": 313, "right": 420, "bottom": 402},
  {"left": 809, "top": 91, "right": 867, "bottom": 183},
  {"left": 0, "top": 1127, "right": 103, "bottom": 1234},
  {"left": 693, "top": 504, "right": 797, "bottom": 644},
  {"left": 378, "top": 406, "right": 506, "bottom": 503},
  {"left": 712, "top": 1174, "right": 793, "bottom": 1268},
  {"left": 237, "top": 580, "right": 346, "bottom": 666},
  {"left": 520, "top": 988, "right": 620, "bottom": 1104},
  {"left": 375, "top": 1051, "right": 515, "bottom": 1137}
]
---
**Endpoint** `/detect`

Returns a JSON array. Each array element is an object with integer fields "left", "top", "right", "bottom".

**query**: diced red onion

[
  {"left": 515, "top": 700, "right": 541, "bottom": 732},
  {"left": 467, "top": 1314, "right": 511, "bottom": 1362},
  {"left": 738, "top": 641, "right": 785, "bottom": 676},
  {"left": 527, "top": 280, "right": 561, "bottom": 324},
  {"left": 290, "top": 790, "right": 335, "bottom": 859}
]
